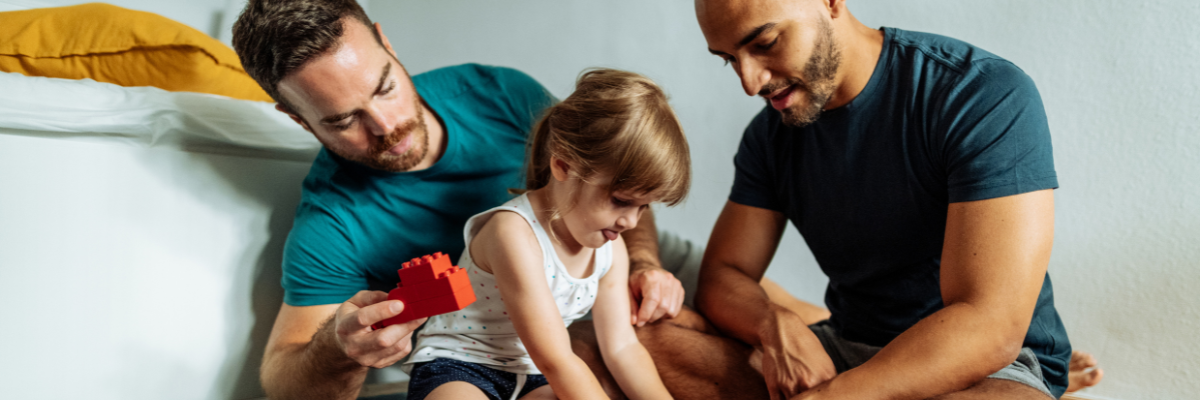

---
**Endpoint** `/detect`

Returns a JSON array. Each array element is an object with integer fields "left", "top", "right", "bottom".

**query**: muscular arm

[
  {"left": 622, "top": 206, "right": 661, "bottom": 274},
  {"left": 621, "top": 208, "right": 685, "bottom": 325},
  {"left": 695, "top": 201, "right": 785, "bottom": 344},
  {"left": 261, "top": 304, "right": 366, "bottom": 400},
  {"left": 800, "top": 190, "right": 1055, "bottom": 400},
  {"left": 697, "top": 201, "right": 835, "bottom": 398},
  {"left": 261, "top": 292, "right": 423, "bottom": 400}
]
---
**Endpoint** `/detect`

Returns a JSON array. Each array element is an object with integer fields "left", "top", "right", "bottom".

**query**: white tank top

[{"left": 406, "top": 194, "right": 612, "bottom": 374}]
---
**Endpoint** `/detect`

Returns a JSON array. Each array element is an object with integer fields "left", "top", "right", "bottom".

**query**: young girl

[{"left": 404, "top": 69, "right": 690, "bottom": 400}]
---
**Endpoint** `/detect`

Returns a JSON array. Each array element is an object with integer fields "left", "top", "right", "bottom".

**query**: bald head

[{"left": 696, "top": 0, "right": 846, "bottom": 126}]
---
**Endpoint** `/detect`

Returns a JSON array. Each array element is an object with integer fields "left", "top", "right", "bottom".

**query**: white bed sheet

[{"left": 0, "top": 72, "right": 318, "bottom": 162}]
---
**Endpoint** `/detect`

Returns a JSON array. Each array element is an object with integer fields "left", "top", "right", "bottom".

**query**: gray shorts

[
  {"left": 658, "top": 231, "right": 1054, "bottom": 398},
  {"left": 808, "top": 321, "right": 1054, "bottom": 398}
]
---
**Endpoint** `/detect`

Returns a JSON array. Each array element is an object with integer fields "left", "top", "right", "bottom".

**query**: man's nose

[
  {"left": 737, "top": 58, "right": 769, "bottom": 97},
  {"left": 363, "top": 104, "right": 397, "bottom": 137}
]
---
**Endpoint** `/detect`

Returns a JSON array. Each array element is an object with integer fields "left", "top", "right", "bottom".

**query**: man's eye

[
  {"left": 332, "top": 121, "right": 353, "bottom": 131},
  {"left": 381, "top": 81, "right": 396, "bottom": 95},
  {"left": 612, "top": 197, "right": 632, "bottom": 207},
  {"left": 756, "top": 37, "right": 779, "bottom": 51},
  {"left": 722, "top": 57, "right": 734, "bottom": 66}
]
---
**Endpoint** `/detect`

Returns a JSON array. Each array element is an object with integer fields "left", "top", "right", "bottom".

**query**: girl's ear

[{"left": 550, "top": 156, "right": 573, "bottom": 182}]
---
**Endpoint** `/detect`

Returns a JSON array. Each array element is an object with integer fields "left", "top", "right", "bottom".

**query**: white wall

[
  {"left": 20, "top": 0, "right": 233, "bottom": 41},
  {"left": 373, "top": 1, "right": 1199, "bottom": 399}
]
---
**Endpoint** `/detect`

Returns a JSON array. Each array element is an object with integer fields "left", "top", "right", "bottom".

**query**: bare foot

[{"left": 1066, "top": 350, "right": 1104, "bottom": 392}]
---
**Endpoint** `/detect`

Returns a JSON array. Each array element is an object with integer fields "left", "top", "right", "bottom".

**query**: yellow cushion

[{"left": 0, "top": 3, "right": 272, "bottom": 102}]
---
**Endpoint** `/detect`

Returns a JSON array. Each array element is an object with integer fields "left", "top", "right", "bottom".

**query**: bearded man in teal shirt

[{"left": 232, "top": 1, "right": 688, "bottom": 398}]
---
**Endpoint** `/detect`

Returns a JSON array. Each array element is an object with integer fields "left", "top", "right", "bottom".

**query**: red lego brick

[
  {"left": 394, "top": 267, "right": 476, "bottom": 304},
  {"left": 395, "top": 252, "right": 455, "bottom": 285},
  {"left": 372, "top": 252, "right": 477, "bottom": 330}
]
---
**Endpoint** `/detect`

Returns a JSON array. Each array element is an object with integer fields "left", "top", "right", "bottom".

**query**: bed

[{"left": 0, "top": 2, "right": 384, "bottom": 399}]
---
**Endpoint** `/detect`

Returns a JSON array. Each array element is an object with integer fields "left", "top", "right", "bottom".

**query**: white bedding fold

[{"left": 0, "top": 71, "right": 320, "bottom": 161}]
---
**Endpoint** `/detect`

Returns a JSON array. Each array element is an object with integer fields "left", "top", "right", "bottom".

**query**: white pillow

[{"left": 0, "top": 71, "right": 319, "bottom": 161}]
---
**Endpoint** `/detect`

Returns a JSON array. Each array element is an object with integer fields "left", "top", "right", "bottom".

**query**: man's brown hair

[{"left": 232, "top": 0, "right": 379, "bottom": 112}]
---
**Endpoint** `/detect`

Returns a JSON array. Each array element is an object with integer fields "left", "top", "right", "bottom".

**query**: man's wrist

[
  {"left": 756, "top": 303, "right": 794, "bottom": 347},
  {"left": 308, "top": 317, "right": 368, "bottom": 375},
  {"left": 627, "top": 253, "right": 663, "bottom": 273}
]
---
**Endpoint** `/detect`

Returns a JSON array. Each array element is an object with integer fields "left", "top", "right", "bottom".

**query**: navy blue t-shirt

[
  {"left": 281, "top": 64, "right": 556, "bottom": 307},
  {"left": 730, "top": 28, "right": 1071, "bottom": 396}
]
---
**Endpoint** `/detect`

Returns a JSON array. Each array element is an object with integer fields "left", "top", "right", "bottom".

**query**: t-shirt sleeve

[
  {"left": 492, "top": 67, "right": 559, "bottom": 137},
  {"left": 729, "top": 108, "right": 783, "bottom": 211},
  {"left": 938, "top": 60, "right": 1058, "bottom": 203},
  {"left": 281, "top": 204, "right": 368, "bottom": 306}
]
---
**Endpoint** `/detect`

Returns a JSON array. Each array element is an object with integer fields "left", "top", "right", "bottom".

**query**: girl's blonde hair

[{"left": 525, "top": 68, "right": 691, "bottom": 206}]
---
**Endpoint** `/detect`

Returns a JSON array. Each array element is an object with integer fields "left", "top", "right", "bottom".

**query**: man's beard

[
  {"left": 761, "top": 16, "right": 842, "bottom": 127},
  {"left": 332, "top": 97, "right": 430, "bottom": 173}
]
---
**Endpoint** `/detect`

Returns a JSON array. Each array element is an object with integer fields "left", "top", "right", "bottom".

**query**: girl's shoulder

[{"left": 468, "top": 209, "right": 543, "bottom": 274}]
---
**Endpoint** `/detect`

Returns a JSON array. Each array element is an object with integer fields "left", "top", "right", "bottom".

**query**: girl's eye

[{"left": 612, "top": 197, "right": 632, "bottom": 207}]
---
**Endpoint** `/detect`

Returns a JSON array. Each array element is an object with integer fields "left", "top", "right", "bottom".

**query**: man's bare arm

[
  {"left": 798, "top": 189, "right": 1055, "bottom": 400},
  {"left": 261, "top": 303, "right": 365, "bottom": 400},
  {"left": 621, "top": 207, "right": 685, "bottom": 325},
  {"left": 697, "top": 201, "right": 836, "bottom": 399},
  {"left": 261, "top": 292, "right": 424, "bottom": 400}
]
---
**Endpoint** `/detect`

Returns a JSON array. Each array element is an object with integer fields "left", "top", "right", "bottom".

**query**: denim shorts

[{"left": 406, "top": 358, "right": 549, "bottom": 400}]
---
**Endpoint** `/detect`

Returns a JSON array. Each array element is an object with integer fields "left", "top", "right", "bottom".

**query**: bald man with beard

[{"left": 607, "top": 1, "right": 1104, "bottom": 399}]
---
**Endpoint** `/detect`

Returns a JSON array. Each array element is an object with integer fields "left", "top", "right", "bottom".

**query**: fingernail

[{"left": 390, "top": 301, "right": 403, "bottom": 313}]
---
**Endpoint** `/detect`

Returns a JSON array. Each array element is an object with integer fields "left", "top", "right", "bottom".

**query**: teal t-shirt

[
  {"left": 281, "top": 64, "right": 556, "bottom": 307},
  {"left": 730, "top": 28, "right": 1070, "bottom": 396}
]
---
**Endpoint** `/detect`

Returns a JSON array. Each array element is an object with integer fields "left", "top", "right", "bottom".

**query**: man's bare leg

[
  {"left": 570, "top": 306, "right": 766, "bottom": 400},
  {"left": 637, "top": 307, "right": 770, "bottom": 399},
  {"left": 929, "top": 378, "right": 1054, "bottom": 400}
]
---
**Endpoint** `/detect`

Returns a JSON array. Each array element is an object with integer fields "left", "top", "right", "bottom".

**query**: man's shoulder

[
  {"left": 886, "top": 28, "right": 1039, "bottom": 109},
  {"left": 888, "top": 28, "right": 1031, "bottom": 85},
  {"left": 413, "top": 63, "right": 545, "bottom": 100}
]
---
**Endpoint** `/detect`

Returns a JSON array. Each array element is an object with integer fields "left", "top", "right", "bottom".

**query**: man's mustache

[
  {"left": 369, "top": 119, "right": 423, "bottom": 156},
  {"left": 758, "top": 78, "right": 806, "bottom": 98}
]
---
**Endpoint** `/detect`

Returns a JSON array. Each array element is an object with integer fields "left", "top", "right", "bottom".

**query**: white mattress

[{"left": 0, "top": 3, "right": 322, "bottom": 398}]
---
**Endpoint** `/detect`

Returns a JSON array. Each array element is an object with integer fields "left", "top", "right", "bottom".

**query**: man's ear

[
  {"left": 550, "top": 156, "right": 573, "bottom": 183},
  {"left": 275, "top": 103, "right": 314, "bottom": 134},
  {"left": 828, "top": 0, "right": 844, "bottom": 18},
  {"left": 375, "top": 22, "right": 397, "bottom": 57}
]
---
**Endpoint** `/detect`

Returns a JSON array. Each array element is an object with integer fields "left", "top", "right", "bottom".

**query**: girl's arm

[
  {"left": 592, "top": 236, "right": 674, "bottom": 400},
  {"left": 471, "top": 211, "right": 608, "bottom": 400}
]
